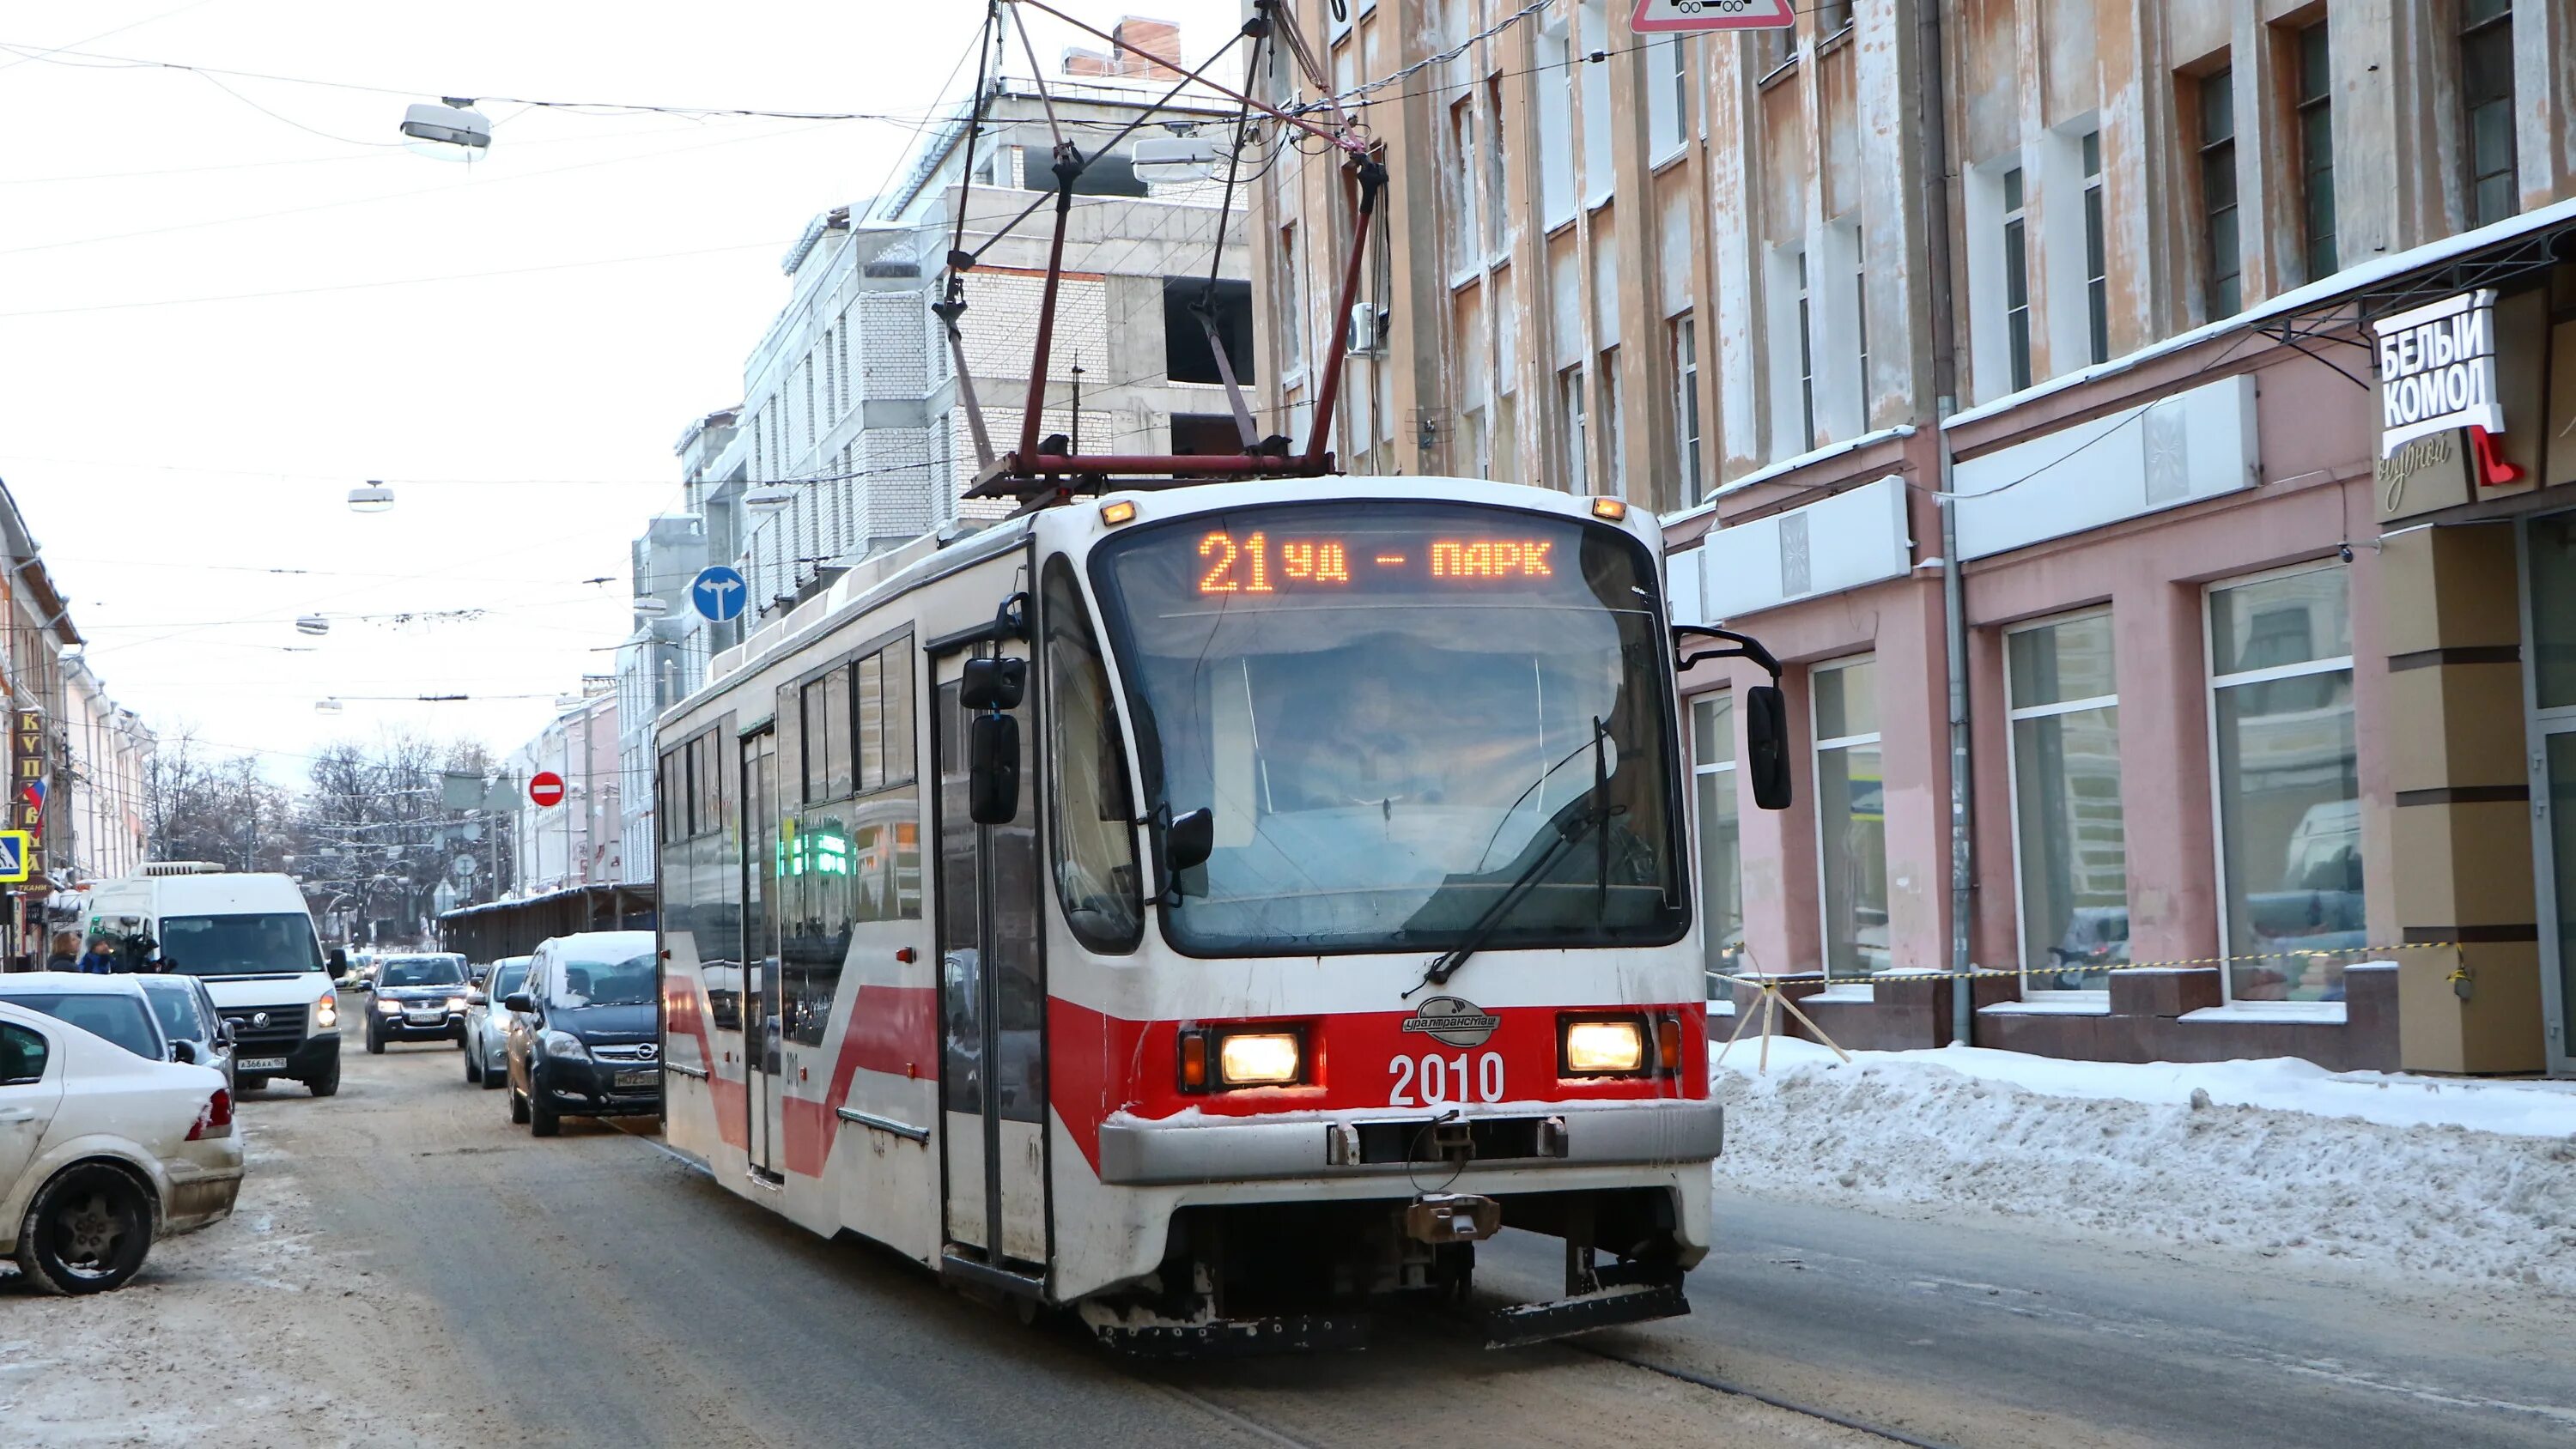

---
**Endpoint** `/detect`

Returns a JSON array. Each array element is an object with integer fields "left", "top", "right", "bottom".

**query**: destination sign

[{"left": 1193, "top": 530, "right": 1558, "bottom": 595}]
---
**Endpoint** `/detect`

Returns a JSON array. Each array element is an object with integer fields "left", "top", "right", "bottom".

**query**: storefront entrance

[{"left": 2522, "top": 512, "right": 2576, "bottom": 1075}]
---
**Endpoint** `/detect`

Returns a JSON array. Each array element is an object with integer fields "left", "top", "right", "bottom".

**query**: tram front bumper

[{"left": 1095, "top": 1098, "right": 1722, "bottom": 1187}]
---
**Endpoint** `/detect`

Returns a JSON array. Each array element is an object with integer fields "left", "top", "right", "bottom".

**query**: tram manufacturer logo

[{"left": 1401, "top": 995, "right": 1500, "bottom": 1047}]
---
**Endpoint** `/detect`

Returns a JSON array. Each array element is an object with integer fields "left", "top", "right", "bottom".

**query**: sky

[{"left": 0, "top": 0, "right": 1241, "bottom": 784}]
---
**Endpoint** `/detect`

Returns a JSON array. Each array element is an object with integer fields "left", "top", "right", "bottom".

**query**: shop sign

[
  {"left": 9, "top": 710, "right": 42, "bottom": 888},
  {"left": 2372, "top": 430, "right": 2472, "bottom": 523},
  {"left": 2373, "top": 289, "right": 2504, "bottom": 456}
]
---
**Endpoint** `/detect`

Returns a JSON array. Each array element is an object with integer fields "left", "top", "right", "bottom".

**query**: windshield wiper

[{"left": 1405, "top": 718, "right": 1621, "bottom": 1001}]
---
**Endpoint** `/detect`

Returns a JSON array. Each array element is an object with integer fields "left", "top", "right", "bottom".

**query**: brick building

[{"left": 1248, "top": 0, "right": 2576, "bottom": 1075}]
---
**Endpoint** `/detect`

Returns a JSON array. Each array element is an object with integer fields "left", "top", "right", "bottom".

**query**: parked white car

[
  {"left": 1, "top": 987, "right": 243, "bottom": 1294},
  {"left": 463, "top": 955, "right": 531, "bottom": 1090}
]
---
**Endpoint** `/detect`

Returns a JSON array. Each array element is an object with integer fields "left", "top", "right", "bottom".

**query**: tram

[{"left": 653, "top": 475, "right": 1790, "bottom": 1351}]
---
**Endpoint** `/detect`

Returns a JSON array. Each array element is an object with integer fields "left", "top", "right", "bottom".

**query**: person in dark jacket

[
  {"left": 46, "top": 931, "right": 78, "bottom": 971},
  {"left": 76, "top": 934, "right": 118, "bottom": 974}
]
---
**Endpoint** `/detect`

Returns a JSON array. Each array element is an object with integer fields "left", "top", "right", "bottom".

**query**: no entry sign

[
  {"left": 528, "top": 771, "right": 566, "bottom": 809},
  {"left": 1630, "top": 0, "right": 1792, "bottom": 31}
]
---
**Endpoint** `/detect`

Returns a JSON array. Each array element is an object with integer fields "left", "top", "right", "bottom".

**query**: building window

[
  {"left": 2081, "top": 130, "right": 2109, "bottom": 364},
  {"left": 1276, "top": 225, "right": 1303, "bottom": 376},
  {"left": 2003, "top": 167, "right": 2032, "bottom": 391},
  {"left": 2007, "top": 614, "right": 2129, "bottom": 993},
  {"left": 1579, "top": 0, "right": 1613, "bottom": 205},
  {"left": 1557, "top": 364, "right": 1589, "bottom": 494},
  {"left": 2208, "top": 565, "right": 2361, "bottom": 1004},
  {"left": 2461, "top": 0, "right": 2517, "bottom": 227},
  {"left": 1671, "top": 313, "right": 1702, "bottom": 502},
  {"left": 822, "top": 331, "right": 836, "bottom": 433},
  {"left": 1795, "top": 249, "right": 1818, "bottom": 451},
  {"left": 1648, "top": 33, "right": 1686, "bottom": 157},
  {"left": 2198, "top": 68, "right": 2241, "bottom": 317},
  {"left": 1483, "top": 74, "right": 1510, "bottom": 256},
  {"left": 1449, "top": 95, "right": 1480, "bottom": 276},
  {"left": 1598, "top": 348, "right": 1623, "bottom": 499},
  {"left": 1851, "top": 236, "right": 1870, "bottom": 419},
  {"left": 1692, "top": 693, "right": 1743, "bottom": 997},
  {"left": 2293, "top": 21, "right": 2336, "bottom": 280},
  {"left": 1163, "top": 277, "right": 1256, "bottom": 385},
  {"left": 1756, "top": 15, "right": 1798, "bottom": 74},
  {"left": 1818, "top": 2, "right": 1854, "bottom": 36},
  {"left": 801, "top": 361, "right": 816, "bottom": 450},
  {"left": 1538, "top": 13, "right": 1575, "bottom": 225},
  {"left": 1814, "top": 658, "right": 1886, "bottom": 983}
]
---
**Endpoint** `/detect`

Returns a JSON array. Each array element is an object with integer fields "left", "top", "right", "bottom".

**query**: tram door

[
  {"left": 742, "top": 728, "right": 784, "bottom": 1180},
  {"left": 936, "top": 646, "right": 1048, "bottom": 1272}
]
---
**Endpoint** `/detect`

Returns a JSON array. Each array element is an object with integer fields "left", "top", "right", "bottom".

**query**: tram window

[
  {"left": 802, "top": 668, "right": 854, "bottom": 802},
  {"left": 857, "top": 651, "right": 887, "bottom": 791},
  {"left": 1042, "top": 557, "right": 1143, "bottom": 951},
  {"left": 881, "top": 638, "right": 916, "bottom": 785}
]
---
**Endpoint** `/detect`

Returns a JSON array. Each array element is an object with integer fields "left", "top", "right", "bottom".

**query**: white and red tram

[{"left": 654, "top": 475, "right": 1789, "bottom": 1352}]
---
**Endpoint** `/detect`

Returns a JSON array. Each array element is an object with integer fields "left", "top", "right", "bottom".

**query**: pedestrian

[
  {"left": 45, "top": 931, "right": 78, "bottom": 971},
  {"left": 76, "top": 933, "right": 118, "bottom": 975}
]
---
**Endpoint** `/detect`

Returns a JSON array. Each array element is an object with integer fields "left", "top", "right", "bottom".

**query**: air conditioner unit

[{"left": 1347, "top": 303, "right": 1389, "bottom": 357}]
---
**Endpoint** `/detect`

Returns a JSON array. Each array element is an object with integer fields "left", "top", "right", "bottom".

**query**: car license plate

[
  {"left": 615, "top": 1069, "right": 658, "bottom": 1088},
  {"left": 238, "top": 1057, "right": 289, "bottom": 1071},
  {"left": 405, "top": 1010, "right": 443, "bottom": 1024}
]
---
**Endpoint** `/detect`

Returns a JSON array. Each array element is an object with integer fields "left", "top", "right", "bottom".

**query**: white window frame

[
  {"left": 2201, "top": 561, "right": 2357, "bottom": 1018},
  {"left": 1811, "top": 655, "right": 1884, "bottom": 993},
  {"left": 1578, "top": 0, "right": 1614, "bottom": 209},
  {"left": 1692, "top": 691, "right": 1741, "bottom": 1007},
  {"left": 1448, "top": 94, "right": 1482, "bottom": 284},
  {"left": 1647, "top": 33, "right": 1688, "bottom": 163},
  {"left": 2003, "top": 609, "right": 2120, "bottom": 1007},
  {"left": 1671, "top": 312, "right": 1702, "bottom": 502},
  {"left": 1558, "top": 363, "right": 1589, "bottom": 494}
]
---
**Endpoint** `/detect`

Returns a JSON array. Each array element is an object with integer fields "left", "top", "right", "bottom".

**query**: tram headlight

[
  {"left": 1561, "top": 1017, "right": 1645, "bottom": 1076},
  {"left": 1216, "top": 1031, "right": 1302, "bottom": 1088}
]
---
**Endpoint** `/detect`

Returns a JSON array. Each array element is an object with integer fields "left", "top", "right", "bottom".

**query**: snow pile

[{"left": 1712, "top": 1039, "right": 2576, "bottom": 1295}]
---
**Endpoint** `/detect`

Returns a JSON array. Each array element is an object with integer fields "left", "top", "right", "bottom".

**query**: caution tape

[{"left": 1717, "top": 941, "right": 2464, "bottom": 991}]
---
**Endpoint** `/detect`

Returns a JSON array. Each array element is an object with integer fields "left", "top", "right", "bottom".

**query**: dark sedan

[
  {"left": 504, "top": 931, "right": 661, "bottom": 1137},
  {"left": 366, "top": 953, "right": 471, "bottom": 1053}
]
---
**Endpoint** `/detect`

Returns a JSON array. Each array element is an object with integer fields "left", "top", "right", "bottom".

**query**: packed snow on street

[{"left": 1712, "top": 1034, "right": 2576, "bottom": 1294}]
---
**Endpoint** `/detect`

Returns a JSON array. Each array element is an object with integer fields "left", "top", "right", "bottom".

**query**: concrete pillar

[
  {"left": 2110, "top": 571, "right": 2221, "bottom": 969},
  {"left": 2378, "top": 523, "right": 2547, "bottom": 1074}
]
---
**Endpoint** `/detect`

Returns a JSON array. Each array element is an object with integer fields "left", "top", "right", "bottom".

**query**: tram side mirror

[
  {"left": 969, "top": 713, "right": 1021, "bottom": 824},
  {"left": 1745, "top": 684, "right": 1793, "bottom": 811},
  {"left": 959, "top": 656, "right": 1027, "bottom": 712},
  {"left": 1165, "top": 807, "right": 1214, "bottom": 871}
]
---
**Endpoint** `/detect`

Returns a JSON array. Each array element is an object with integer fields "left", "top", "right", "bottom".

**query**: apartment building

[{"left": 1248, "top": 0, "right": 2576, "bottom": 1075}]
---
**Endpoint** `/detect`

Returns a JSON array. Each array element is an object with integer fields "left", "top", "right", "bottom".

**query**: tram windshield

[{"left": 1091, "top": 500, "right": 1684, "bottom": 957}]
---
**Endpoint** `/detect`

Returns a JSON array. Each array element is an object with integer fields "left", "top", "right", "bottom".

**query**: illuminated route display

[{"left": 1194, "top": 529, "right": 1558, "bottom": 594}]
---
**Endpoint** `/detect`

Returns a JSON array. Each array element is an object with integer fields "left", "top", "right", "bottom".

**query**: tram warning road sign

[
  {"left": 528, "top": 772, "right": 565, "bottom": 809},
  {"left": 1630, "top": 0, "right": 1793, "bottom": 32},
  {"left": 691, "top": 565, "right": 748, "bottom": 621}
]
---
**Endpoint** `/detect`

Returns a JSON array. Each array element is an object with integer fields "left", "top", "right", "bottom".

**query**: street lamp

[
  {"left": 630, "top": 597, "right": 670, "bottom": 617},
  {"left": 400, "top": 100, "right": 491, "bottom": 161},
  {"left": 296, "top": 615, "right": 331, "bottom": 636},
  {"left": 315, "top": 698, "right": 344, "bottom": 713},
  {"left": 347, "top": 482, "right": 395, "bottom": 513},
  {"left": 744, "top": 488, "right": 796, "bottom": 513}
]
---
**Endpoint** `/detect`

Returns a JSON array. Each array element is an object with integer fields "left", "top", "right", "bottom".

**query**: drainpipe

[{"left": 1914, "top": 0, "right": 1973, "bottom": 1046}]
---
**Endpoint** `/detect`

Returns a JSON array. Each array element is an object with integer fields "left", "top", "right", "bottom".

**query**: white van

[{"left": 86, "top": 864, "right": 341, "bottom": 1096}]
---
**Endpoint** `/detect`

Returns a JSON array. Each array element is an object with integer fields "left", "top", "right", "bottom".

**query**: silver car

[
  {"left": 136, "top": 975, "right": 235, "bottom": 1094},
  {"left": 463, "top": 956, "right": 531, "bottom": 1090}
]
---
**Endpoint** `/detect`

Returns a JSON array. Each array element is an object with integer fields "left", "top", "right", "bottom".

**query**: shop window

[
  {"left": 2006, "top": 613, "right": 2128, "bottom": 994},
  {"left": 2460, "top": 0, "right": 2517, "bottom": 227},
  {"left": 1042, "top": 558, "right": 1142, "bottom": 952},
  {"left": 1692, "top": 694, "right": 1743, "bottom": 997},
  {"left": 2208, "top": 566, "right": 2361, "bottom": 1004},
  {"left": 1813, "top": 658, "right": 1888, "bottom": 983}
]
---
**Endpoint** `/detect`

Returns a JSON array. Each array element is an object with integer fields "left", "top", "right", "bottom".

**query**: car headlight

[
  {"left": 445, "top": 997, "right": 468, "bottom": 1013},
  {"left": 540, "top": 1030, "right": 591, "bottom": 1061},
  {"left": 375, "top": 996, "right": 402, "bottom": 1014},
  {"left": 315, "top": 994, "right": 338, "bottom": 1028},
  {"left": 1562, "top": 1018, "right": 1645, "bottom": 1075},
  {"left": 1216, "top": 1031, "right": 1301, "bottom": 1087}
]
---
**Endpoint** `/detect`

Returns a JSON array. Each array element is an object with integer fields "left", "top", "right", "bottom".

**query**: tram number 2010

[{"left": 1388, "top": 1051, "right": 1505, "bottom": 1106}]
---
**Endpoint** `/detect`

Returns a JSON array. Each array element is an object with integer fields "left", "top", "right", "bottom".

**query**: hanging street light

[
  {"left": 315, "top": 698, "right": 344, "bottom": 713},
  {"left": 400, "top": 99, "right": 491, "bottom": 161},
  {"left": 743, "top": 487, "right": 796, "bottom": 512},
  {"left": 630, "top": 597, "right": 671, "bottom": 617},
  {"left": 348, "top": 482, "right": 395, "bottom": 513},
  {"left": 296, "top": 615, "right": 331, "bottom": 636}
]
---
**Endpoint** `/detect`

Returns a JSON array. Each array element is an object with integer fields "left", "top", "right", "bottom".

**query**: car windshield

[
  {"left": 159, "top": 912, "right": 325, "bottom": 976},
  {"left": 379, "top": 955, "right": 465, "bottom": 987},
  {"left": 489, "top": 961, "right": 531, "bottom": 997},
  {"left": 1, "top": 991, "right": 161, "bottom": 1060},
  {"left": 137, "top": 979, "right": 205, "bottom": 1042},
  {"left": 1091, "top": 500, "right": 1685, "bottom": 956},
  {"left": 550, "top": 951, "right": 657, "bottom": 1009}
]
